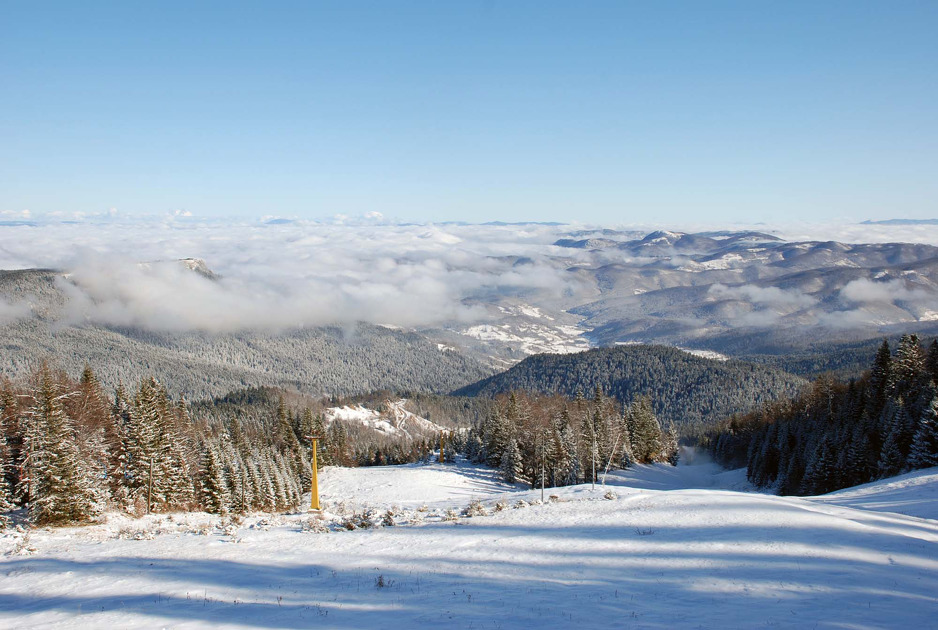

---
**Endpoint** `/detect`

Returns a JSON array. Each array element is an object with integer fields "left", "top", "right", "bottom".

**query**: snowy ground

[{"left": 1, "top": 452, "right": 936, "bottom": 629}]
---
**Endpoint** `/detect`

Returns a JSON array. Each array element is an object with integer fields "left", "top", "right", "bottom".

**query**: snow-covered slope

[
  {"left": 319, "top": 456, "right": 517, "bottom": 510},
  {"left": 807, "top": 466, "right": 938, "bottom": 520},
  {"left": 1, "top": 458, "right": 936, "bottom": 629},
  {"left": 324, "top": 399, "right": 445, "bottom": 440}
]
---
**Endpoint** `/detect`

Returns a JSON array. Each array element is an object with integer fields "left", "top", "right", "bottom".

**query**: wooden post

[
  {"left": 541, "top": 460, "right": 545, "bottom": 503},
  {"left": 439, "top": 432, "right": 445, "bottom": 464},
  {"left": 307, "top": 435, "right": 322, "bottom": 511},
  {"left": 147, "top": 459, "right": 153, "bottom": 515},
  {"left": 539, "top": 429, "right": 545, "bottom": 503}
]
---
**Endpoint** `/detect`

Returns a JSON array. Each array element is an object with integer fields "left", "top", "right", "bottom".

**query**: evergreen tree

[
  {"left": 557, "top": 410, "right": 579, "bottom": 485},
  {"left": 877, "top": 424, "right": 904, "bottom": 479},
  {"left": 664, "top": 423, "right": 680, "bottom": 466},
  {"left": 802, "top": 437, "right": 836, "bottom": 495},
  {"left": 500, "top": 437, "right": 523, "bottom": 484},
  {"left": 629, "top": 396, "right": 662, "bottom": 463},
  {"left": 909, "top": 396, "right": 938, "bottom": 469},
  {"left": 925, "top": 340, "right": 938, "bottom": 384},
  {"left": 0, "top": 434, "right": 14, "bottom": 527},
  {"left": 23, "top": 369, "right": 96, "bottom": 525},
  {"left": 888, "top": 334, "right": 925, "bottom": 399},
  {"left": 867, "top": 339, "right": 892, "bottom": 420},
  {"left": 123, "top": 379, "right": 160, "bottom": 505},
  {"left": 199, "top": 444, "right": 229, "bottom": 514},
  {"left": 779, "top": 451, "right": 804, "bottom": 496}
]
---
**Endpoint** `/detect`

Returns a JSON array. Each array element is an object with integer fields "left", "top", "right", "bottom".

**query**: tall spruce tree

[
  {"left": 500, "top": 437, "right": 523, "bottom": 484},
  {"left": 23, "top": 369, "right": 96, "bottom": 525},
  {"left": 629, "top": 396, "right": 662, "bottom": 463},
  {"left": 199, "top": 443, "right": 229, "bottom": 515},
  {"left": 909, "top": 396, "right": 938, "bottom": 469}
]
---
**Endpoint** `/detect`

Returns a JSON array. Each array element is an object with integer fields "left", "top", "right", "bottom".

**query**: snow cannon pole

[{"left": 307, "top": 435, "right": 323, "bottom": 511}]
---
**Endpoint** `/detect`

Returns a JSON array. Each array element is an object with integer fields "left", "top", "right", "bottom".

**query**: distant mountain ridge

[
  {"left": 861, "top": 219, "right": 938, "bottom": 225},
  {"left": 554, "top": 231, "right": 938, "bottom": 355}
]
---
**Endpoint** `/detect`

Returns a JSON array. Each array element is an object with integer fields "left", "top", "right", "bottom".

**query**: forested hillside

[
  {"left": 458, "top": 389, "right": 678, "bottom": 488},
  {"left": 0, "top": 269, "right": 492, "bottom": 398},
  {"left": 453, "top": 345, "right": 806, "bottom": 428},
  {"left": 734, "top": 335, "right": 936, "bottom": 380},
  {"left": 0, "top": 366, "right": 446, "bottom": 527},
  {"left": 704, "top": 335, "right": 938, "bottom": 495}
]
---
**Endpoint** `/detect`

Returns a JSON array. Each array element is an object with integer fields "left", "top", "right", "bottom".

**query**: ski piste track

[{"left": 1, "top": 451, "right": 936, "bottom": 629}]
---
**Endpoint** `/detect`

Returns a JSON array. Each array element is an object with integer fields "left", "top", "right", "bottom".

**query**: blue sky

[{"left": 1, "top": 1, "right": 936, "bottom": 224}]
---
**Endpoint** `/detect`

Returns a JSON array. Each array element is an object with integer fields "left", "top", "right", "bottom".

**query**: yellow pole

[{"left": 310, "top": 437, "right": 321, "bottom": 511}]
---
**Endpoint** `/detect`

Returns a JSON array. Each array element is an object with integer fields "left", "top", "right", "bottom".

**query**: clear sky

[{"left": 1, "top": 1, "right": 936, "bottom": 224}]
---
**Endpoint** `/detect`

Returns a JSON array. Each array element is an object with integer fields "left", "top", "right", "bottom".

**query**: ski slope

[{"left": 1, "top": 453, "right": 936, "bottom": 629}]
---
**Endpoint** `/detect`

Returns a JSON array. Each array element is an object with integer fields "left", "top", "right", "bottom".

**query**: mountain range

[{"left": 2, "top": 227, "right": 937, "bottom": 402}]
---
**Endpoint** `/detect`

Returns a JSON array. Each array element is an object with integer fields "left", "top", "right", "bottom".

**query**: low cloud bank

[
  {"left": 708, "top": 283, "right": 817, "bottom": 309},
  {"left": 0, "top": 299, "right": 31, "bottom": 325},
  {"left": 1, "top": 222, "right": 587, "bottom": 332},
  {"left": 2, "top": 217, "right": 936, "bottom": 334},
  {"left": 840, "top": 278, "right": 932, "bottom": 304}
]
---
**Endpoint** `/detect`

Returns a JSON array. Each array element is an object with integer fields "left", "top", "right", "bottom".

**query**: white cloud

[
  {"left": 840, "top": 278, "right": 933, "bottom": 304},
  {"left": 0, "top": 299, "right": 31, "bottom": 325},
  {"left": 0, "top": 209, "right": 32, "bottom": 219},
  {"left": 0, "top": 220, "right": 584, "bottom": 333},
  {"left": 708, "top": 283, "right": 817, "bottom": 309},
  {"left": 2, "top": 216, "right": 936, "bottom": 335}
]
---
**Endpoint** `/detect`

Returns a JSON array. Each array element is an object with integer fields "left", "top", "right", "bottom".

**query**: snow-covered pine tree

[
  {"left": 275, "top": 400, "right": 304, "bottom": 481},
  {"left": 664, "top": 423, "right": 680, "bottom": 466},
  {"left": 259, "top": 454, "right": 278, "bottom": 511},
  {"left": 909, "top": 395, "right": 938, "bottom": 469},
  {"left": 614, "top": 404, "right": 634, "bottom": 469},
  {"left": 23, "top": 368, "right": 96, "bottom": 525},
  {"left": 326, "top": 420, "right": 351, "bottom": 467},
  {"left": 485, "top": 407, "right": 509, "bottom": 468},
  {"left": 802, "top": 437, "right": 836, "bottom": 495},
  {"left": 199, "top": 443, "right": 229, "bottom": 515},
  {"left": 887, "top": 334, "right": 925, "bottom": 400},
  {"left": 0, "top": 433, "right": 14, "bottom": 528},
  {"left": 553, "top": 409, "right": 578, "bottom": 485},
  {"left": 926, "top": 340, "right": 938, "bottom": 384},
  {"left": 500, "top": 437, "right": 522, "bottom": 484},
  {"left": 867, "top": 339, "right": 892, "bottom": 420},
  {"left": 108, "top": 382, "right": 133, "bottom": 508},
  {"left": 153, "top": 385, "right": 193, "bottom": 509},
  {"left": 877, "top": 423, "right": 904, "bottom": 479},
  {"left": 270, "top": 453, "right": 291, "bottom": 510},
  {"left": 124, "top": 380, "right": 160, "bottom": 507},
  {"left": 245, "top": 456, "right": 264, "bottom": 511},
  {"left": 215, "top": 439, "right": 243, "bottom": 513},
  {"left": 779, "top": 450, "right": 805, "bottom": 496},
  {"left": 629, "top": 396, "right": 662, "bottom": 463},
  {"left": 464, "top": 428, "right": 484, "bottom": 464},
  {"left": 590, "top": 387, "right": 615, "bottom": 476},
  {"left": 843, "top": 424, "right": 872, "bottom": 486}
]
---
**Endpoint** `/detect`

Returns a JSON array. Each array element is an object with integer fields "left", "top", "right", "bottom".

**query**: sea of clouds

[
  {"left": 0, "top": 218, "right": 592, "bottom": 331},
  {"left": 0, "top": 214, "right": 936, "bottom": 333}
]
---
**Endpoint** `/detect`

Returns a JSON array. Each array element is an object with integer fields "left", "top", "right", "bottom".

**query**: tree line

[
  {"left": 453, "top": 345, "right": 806, "bottom": 430},
  {"left": 457, "top": 388, "right": 678, "bottom": 487},
  {"left": 703, "top": 334, "right": 938, "bottom": 495},
  {"left": 0, "top": 366, "right": 441, "bottom": 527}
]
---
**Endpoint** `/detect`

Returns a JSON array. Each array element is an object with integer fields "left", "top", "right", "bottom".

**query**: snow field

[{"left": 0, "top": 457, "right": 936, "bottom": 629}]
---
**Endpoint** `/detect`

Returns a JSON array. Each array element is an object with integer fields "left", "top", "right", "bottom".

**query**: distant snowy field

[{"left": 1, "top": 451, "right": 936, "bottom": 629}]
